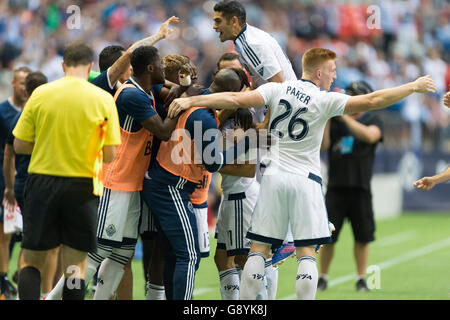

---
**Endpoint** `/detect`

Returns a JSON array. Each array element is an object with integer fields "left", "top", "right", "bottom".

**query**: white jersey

[
  {"left": 256, "top": 79, "right": 350, "bottom": 179},
  {"left": 233, "top": 24, "right": 297, "bottom": 88}
]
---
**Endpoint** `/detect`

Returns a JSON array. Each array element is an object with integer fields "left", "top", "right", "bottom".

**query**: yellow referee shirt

[{"left": 13, "top": 76, "right": 121, "bottom": 178}]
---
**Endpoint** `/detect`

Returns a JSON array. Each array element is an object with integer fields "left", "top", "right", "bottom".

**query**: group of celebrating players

[{"left": 0, "top": 1, "right": 444, "bottom": 301}]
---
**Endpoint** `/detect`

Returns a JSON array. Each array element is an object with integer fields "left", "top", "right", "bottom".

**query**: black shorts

[
  {"left": 325, "top": 188, "right": 375, "bottom": 243},
  {"left": 21, "top": 174, "right": 99, "bottom": 252}
]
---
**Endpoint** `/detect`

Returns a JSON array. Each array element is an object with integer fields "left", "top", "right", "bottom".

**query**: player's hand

[
  {"left": 413, "top": 176, "right": 436, "bottom": 191},
  {"left": 443, "top": 91, "right": 450, "bottom": 108},
  {"left": 158, "top": 16, "right": 179, "bottom": 39},
  {"left": 412, "top": 75, "right": 436, "bottom": 93},
  {"left": 3, "top": 188, "right": 16, "bottom": 212},
  {"left": 168, "top": 97, "right": 193, "bottom": 118}
]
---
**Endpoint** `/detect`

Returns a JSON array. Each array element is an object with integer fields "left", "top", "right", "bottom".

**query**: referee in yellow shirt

[{"left": 12, "top": 40, "right": 122, "bottom": 300}]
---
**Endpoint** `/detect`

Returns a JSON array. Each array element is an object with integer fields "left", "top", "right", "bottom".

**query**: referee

[
  {"left": 13, "top": 40, "right": 121, "bottom": 300},
  {"left": 318, "top": 81, "right": 383, "bottom": 292}
]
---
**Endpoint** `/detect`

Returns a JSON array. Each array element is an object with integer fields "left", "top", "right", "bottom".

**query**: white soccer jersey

[
  {"left": 256, "top": 79, "right": 350, "bottom": 178},
  {"left": 233, "top": 24, "right": 297, "bottom": 88}
]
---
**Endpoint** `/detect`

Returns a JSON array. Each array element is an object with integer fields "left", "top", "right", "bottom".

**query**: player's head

[
  {"left": 62, "top": 40, "right": 94, "bottom": 76},
  {"left": 217, "top": 52, "right": 242, "bottom": 70},
  {"left": 345, "top": 80, "right": 373, "bottom": 96},
  {"left": 130, "top": 46, "right": 165, "bottom": 85},
  {"left": 11, "top": 66, "right": 32, "bottom": 105},
  {"left": 99, "top": 45, "right": 131, "bottom": 83},
  {"left": 210, "top": 68, "right": 242, "bottom": 93},
  {"left": 25, "top": 71, "right": 48, "bottom": 97},
  {"left": 163, "top": 54, "right": 195, "bottom": 85},
  {"left": 301, "top": 48, "right": 337, "bottom": 91},
  {"left": 213, "top": 1, "right": 246, "bottom": 42}
]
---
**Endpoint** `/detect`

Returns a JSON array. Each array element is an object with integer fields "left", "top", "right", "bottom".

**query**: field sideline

[{"left": 8, "top": 212, "right": 450, "bottom": 300}]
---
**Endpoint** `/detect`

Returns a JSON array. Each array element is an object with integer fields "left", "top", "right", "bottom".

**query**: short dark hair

[
  {"left": 214, "top": 1, "right": 246, "bottom": 25},
  {"left": 130, "top": 46, "right": 159, "bottom": 77},
  {"left": 63, "top": 40, "right": 94, "bottom": 67},
  {"left": 25, "top": 71, "right": 48, "bottom": 96},
  {"left": 99, "top": 45, "right": 125, "bottom": 72},
  {"left": 217, "top": 52, "right": 240, "bottom": 69}
]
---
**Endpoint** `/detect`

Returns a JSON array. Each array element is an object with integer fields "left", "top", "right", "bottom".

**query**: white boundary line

[{"left": 280, "top": 236, "right": 450, "bottom": 300}]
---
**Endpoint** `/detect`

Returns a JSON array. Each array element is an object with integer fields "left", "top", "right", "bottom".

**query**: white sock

[
  {"left": 146, "top": 281, "right": 166, "bottom": 300},
  {"left": 240, "top": 252, "right": 266, "bottom": 300},
  {"left": 296, "top": 256, "right": 318, "bottom": 300},
  {"left": 219, "top": 268, "right": 240, "bottom": 300},
  {"left": 93, "top": 258, "right": 125, "bottom": 300},
  {"left": 265, "top": 259, "right": 278, "bottom": 300},
  {"left": 46, "top": 258, "right": 99, "bottom": 300}
]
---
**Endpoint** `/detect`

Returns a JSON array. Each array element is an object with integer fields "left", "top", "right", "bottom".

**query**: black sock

[
  {"left": 18, "top": 266, "right": 41, "bottom": 300},
  {"left": 63, "top": 278, "right": 85, "bottom": 300}
]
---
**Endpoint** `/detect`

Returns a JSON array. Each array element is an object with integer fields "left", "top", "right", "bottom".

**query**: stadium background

[{"left": 1, "top": 0, "right": 449, "bottom": 300}]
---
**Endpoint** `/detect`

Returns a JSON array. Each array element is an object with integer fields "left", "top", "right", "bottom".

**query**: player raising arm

[{"left": 168, "top": 48, "right": 435, "bottom": 301}]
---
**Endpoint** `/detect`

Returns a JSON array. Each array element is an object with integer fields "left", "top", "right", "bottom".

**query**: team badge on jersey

[
  {"left": 187, "top": 201, "right": 194, "bottom": 213},
  {"left": 106, "top": 224, "right": 117, "bottom": 237}
]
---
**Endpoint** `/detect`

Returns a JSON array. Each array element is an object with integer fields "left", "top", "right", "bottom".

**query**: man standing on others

[
  {"left": 167, "top": 48, "right": 436, "bottom": 300},
  {"left": 13, "top": 40, "right": 121, "bottom": 300}
]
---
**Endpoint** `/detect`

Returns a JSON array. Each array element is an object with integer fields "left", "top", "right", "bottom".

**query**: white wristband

[{"left": 179, "top": 74, "right": 191, "bottom": 86}]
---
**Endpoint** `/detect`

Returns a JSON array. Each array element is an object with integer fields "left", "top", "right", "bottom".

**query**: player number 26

[{"left": 269, "top": 99, "right": 309, "bottom": 141}]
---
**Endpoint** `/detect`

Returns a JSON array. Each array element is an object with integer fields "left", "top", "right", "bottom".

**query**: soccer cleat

[
  {"left": 0, "top": 276, "right": 17, "bottom": 300},
  {"left": 317, "top": 276, "right": 328, "bottom": 291},
  {"left": 271, "top": 242, "right": 295, "bottom": 266},
  {"left": 356, "top": 278, "right": 370, "bottom": 292}
]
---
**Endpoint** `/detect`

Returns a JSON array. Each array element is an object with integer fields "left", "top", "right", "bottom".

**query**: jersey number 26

[{"left": 269, "top": 99, "right": 309, "bottom": 141}]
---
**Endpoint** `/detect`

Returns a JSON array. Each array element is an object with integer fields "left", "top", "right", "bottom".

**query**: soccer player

[
  {"left": 318, "top": 81, "right": 383, "bottom": 292},
  {"left": 3, "top": 71, "right": 48, "bottom": 299},
  {"left": 212, "top": 0, "right": 297, "bottom": 265},
  {"left": 142, "top": 68, "right": 250, "bottom": 300},
  {"left": 414, "top": 167, "right": 450, "bottom": 190},
  {"left": 0, "top": 66, "right": 31, "bottom": 300},
  {"left": 13, "top": 40, "right": 122, "bottom": 300},
  {"left": 168, "top": 48, "right": 436, "bottom": 300}
]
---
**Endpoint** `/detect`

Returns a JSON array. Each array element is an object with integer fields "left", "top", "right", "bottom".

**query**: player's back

[
  {"left": 256, "top": 80, "right": 349, "bottom": 178},
  {"left": 234, "top": 24, "right": 296, "bottom": 87}
]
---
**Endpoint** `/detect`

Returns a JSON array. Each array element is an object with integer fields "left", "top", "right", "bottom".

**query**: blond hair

[{"left": 301, "top": 48, "right": 337, "bottom": 76}]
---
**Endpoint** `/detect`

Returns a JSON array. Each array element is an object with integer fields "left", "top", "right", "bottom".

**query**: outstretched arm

[
  {"left": 414, "top": 167, "right": 450, "bottom": 191},
  {"left": 344, "top": 75, "right": 436, "bottom": 115},
  {"left": 168, "top": 90, "right": 265, "bottom": 118}
]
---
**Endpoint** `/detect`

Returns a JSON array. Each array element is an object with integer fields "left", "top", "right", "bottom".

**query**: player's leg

[
  {"left": 295, "top": 246, "right": 318, "bottom": 300},
  {"left": 94, "top": 191, "right": 140, "bottom": 300},
  {"left": 318, "top": 188, "right": 346, "bottom": 290},
  {"left": 349, "top": 189, "right": 375, "bottom": 291},
  {"left": 240, "top": 242, "right": 271, "bottom": 300},
  {"left": 142, "top": 181, "right": 200, "bottom": 300},
  {"left": 18, "top": 174, "right": 62, "bottom": 300},
  {"left": 194, "top": 204, "right": 210, "bottom": 260},
  {"left": 59, "top": 177, "right": 99, "bottom": 300},
  {"left": 289, "top": 173, "right": 332, "bottom": 300},
  {"left": 0, "top": 223, "right": 13, "bottom": 299},
  {"left": 40, "top": 246, "right": 60, "bottom": 299},
  {"left": 115, "top": 254, "right": 134, "bottom": 300},
  {"left": 147, "top": 231, "right": 166, "bottom": 300},
  {"left": 214, "top": 195, "right": 240, "bottom": 300}
]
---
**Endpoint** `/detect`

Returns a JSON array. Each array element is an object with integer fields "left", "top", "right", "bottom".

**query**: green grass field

[{"left": 8, "top": 212, "right": 450, "bottom": 300}]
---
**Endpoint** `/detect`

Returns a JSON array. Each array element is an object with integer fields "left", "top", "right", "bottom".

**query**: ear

[
  {"left": 147, "top": 64, "right": 154, "bottom": 73},
  {"left": 232, "top": 16, "right": 239, "bottom": 26},
  {"left": 316, "top": 69, "right": 321, "bottom": 80},
  {"left": 62, "top": 61, "right": 66, "bottom": 74}
]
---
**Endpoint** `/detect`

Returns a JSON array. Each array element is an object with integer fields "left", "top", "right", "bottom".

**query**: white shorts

[
  {"left": 193, "top": 205, "right": 210, "bottom": 258},
  {"left": 247, "top": 171, "right": 331, "bottom": 248},
  {"left": 215, "top": 180, "right": 260, "bottom": 256},
  {"left": 97, "top": 188, "right": 141, "bottom": 247}
]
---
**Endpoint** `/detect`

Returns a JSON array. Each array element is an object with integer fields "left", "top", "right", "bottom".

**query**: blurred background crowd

[{"left": 0, "top": 0, "right": 449, "bottom": 214}]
